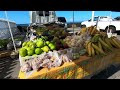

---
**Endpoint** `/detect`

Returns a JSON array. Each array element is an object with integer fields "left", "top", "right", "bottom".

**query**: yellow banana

[
  {"left": 112, "top": 38, "right": 120, "bottom": 48},
  {"left": 91, "top": 46, "right": 95, "bottom": 56},
  {"left": 91, "top": 26, "right": 96, "bottom": 35},
  {"left": 85, "top": 41, "right": 91, "bottom": 50},
  {"left": 87, "top": 42, "right": 92, "bottom": 57},
  {"left": 89, "top": 26, "right": 94, "bottom": 34},
  {"left": 92, "top": 43, "right": 106, "bottom": 55},
  {"left": 85, "top": 40, "right": 90, "bottom": 46},
  {"left": 80, "top": 28, "right": 87, "bottom": 34}
]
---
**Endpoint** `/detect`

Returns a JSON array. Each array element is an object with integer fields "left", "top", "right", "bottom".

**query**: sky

[{"left": 1, "top": 11, "right": 120, "bottom": 24}]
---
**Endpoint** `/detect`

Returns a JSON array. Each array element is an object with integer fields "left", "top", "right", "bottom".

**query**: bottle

[{"left": 107, "top": 28, "right": 112, "bottom": 38}]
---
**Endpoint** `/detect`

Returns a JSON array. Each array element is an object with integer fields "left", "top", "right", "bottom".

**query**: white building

[{"left": 29, "top": 11, "right": 57, "bottom": 24}]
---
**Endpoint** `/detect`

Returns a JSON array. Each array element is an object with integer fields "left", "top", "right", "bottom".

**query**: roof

[{"left": 0, "top": 18, "right": 16, "bottom": 23}]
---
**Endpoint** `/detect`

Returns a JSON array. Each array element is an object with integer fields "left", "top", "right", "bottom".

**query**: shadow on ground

[
  {"left": 0, "top": 57, "right": 20, "bottom": 79},
  {"left": 91, "top": 65, "right": 120, "bottom": 79}
]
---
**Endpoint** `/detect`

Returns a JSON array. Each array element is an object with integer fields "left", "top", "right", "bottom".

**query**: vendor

[
  {"left": 26, "top": 23, "right": 37, "bottom": 41},
  {"left": 30, "top": 27, "right": 37, "bottom": 41}
]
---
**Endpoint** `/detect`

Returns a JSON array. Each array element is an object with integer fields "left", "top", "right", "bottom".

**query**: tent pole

[
  {"left": 73, "top": 11, "right": 74, "bottom": 35},
  {"left": 108, "top": 11, "right": 112, "bottom": 32},
  {"left": 91, "top": 11, "right": 95, "bottom": 26},
  {"left": 43, "top": 11, "right": 45, "bottom": 24},
  {"left": 5, "top": 11, "right": 17, "bottom": 52}
]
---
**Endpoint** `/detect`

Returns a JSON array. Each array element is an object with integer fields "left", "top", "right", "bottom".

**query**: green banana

[
  {"left": 112, "top": 38, "right": 120, "bottom": 48},
  {"left": 99, "top": 37, "right": 112, "bottom": 51},
  {"left": 92, "top": 43, "right": 106, "bottom": 55},
  {"left": 104, "top": 38, "right": 113, "bottom": 48}
]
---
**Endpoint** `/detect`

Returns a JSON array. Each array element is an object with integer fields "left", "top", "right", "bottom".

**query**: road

[
  {"left": 0, "top": 57, "right": 20, "bottom": 79},
  {"left": 67, "top": 27, "right": 81, "bottom": 33}
]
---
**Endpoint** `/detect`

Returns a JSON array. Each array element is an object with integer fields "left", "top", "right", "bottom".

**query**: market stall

[{"left": 18, "top": 23, "right": 120, "bottom": 79}]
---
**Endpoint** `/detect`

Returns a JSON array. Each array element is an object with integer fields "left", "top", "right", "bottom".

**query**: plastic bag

[
  {"left": 51, "top": 51, "right": 62, "bottom": 67},
  {"left": 21, "top": 62, "right": 32, "bottom": 72}
]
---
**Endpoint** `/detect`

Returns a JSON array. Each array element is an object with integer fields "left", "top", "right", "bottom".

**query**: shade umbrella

[{"left": 5, "top": 11, "right": 17, "bottom": 52}]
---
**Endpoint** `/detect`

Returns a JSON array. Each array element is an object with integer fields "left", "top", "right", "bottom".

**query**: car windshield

[
  {"left": 58, "top": 17, "right": 66, "bottom": 23},
  {"left": 88, "top": 17, "right": 98, "bottom": 21},
  {"left": 94, "top": 17, "right": 99, "bottom": 21}
]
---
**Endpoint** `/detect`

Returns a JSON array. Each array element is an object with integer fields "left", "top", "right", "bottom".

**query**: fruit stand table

[{"left": 18, "top": 49, "right": 120, "bottom": 79}]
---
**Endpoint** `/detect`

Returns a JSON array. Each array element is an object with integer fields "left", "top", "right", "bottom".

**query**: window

[
  {"left": 52, "top": 12, "right": 54, "bottom": 15},
  {"left": 45, "top": 11, "right": 49, "bottom": 16},
  {"left": 39, "top": 11, "right": 49, "bottom": 16},
  {"left": 100, "top": 17, "right": 107, "bottom": 19},
  {"left": 58, "top": 17, "right": 66, "bottom": 23},
  {"left": 94, "top": 17, "right": 99, "bottom": 21}
]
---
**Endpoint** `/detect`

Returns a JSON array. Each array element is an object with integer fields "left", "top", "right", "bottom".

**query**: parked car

[
  {"left": 56, "top": 17, "right": 67, "bottom": 29},
  {"left": 81, "top": 16, "right": 120, "bottom": 33}
]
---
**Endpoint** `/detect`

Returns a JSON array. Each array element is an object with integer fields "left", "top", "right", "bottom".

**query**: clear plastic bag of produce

[
  {"left": 21, "top": 62, "right": 32, "bottom": 72},
  {"left": 58, "top": 48, "right": 73, "bottom": 62},
  {"left": 51, "top": 51, "right": 62, "bottom": 68}
]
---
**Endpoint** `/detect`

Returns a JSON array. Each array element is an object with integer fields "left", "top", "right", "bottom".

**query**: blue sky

[{"left": 0, "top": 11, "right": 120, "bottom": 24}]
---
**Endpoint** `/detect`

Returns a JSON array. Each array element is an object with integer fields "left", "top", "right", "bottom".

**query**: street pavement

[
  {"left": 0, "top": 57, "right": 20, "bottom": 79},
  {"left": 67, "top": 27, "right": 81, "bottom": 33}
]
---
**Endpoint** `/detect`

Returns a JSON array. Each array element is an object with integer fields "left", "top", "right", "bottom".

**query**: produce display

[
  {"left": 19, "top": 25, "right": 120, "bottom": 73},
  {"left": 19, "top": 26, "right": 88, "bottom": 73}
]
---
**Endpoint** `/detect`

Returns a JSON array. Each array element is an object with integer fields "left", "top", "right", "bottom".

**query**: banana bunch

[
  {"left": 109, "top": 37, "right": 120, "bottom": 48},
  {"left": 85, "top": 35, "right": 120, "bottom": 57},
  {"left": 87, "top": 26, "right": 99, "bottom": 35},
  {"left": 85, "top": 40, "right": 106, "bottom": 57}
]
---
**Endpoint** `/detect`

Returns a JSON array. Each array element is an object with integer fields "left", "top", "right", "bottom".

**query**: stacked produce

[
  {"left": 19, "top": 29, "right": 89, "bottom": 72},
  {"left": 21, "top": 50, "right": 73, "bottom": 72},
  {"left": 64, "top": 30, "right": 91, "bottom": 48},
  {"left": 19, "top": 37, "right": 57, "bottom": 57},
  {"left": 82, "top": 26, "right": 120, "bottom": 57},
  {"left": 36, "top": 27, "right": 70, "bottom": 40},
  {"left": 36, "top": 27, "right": 70, "bottom": 50}
]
